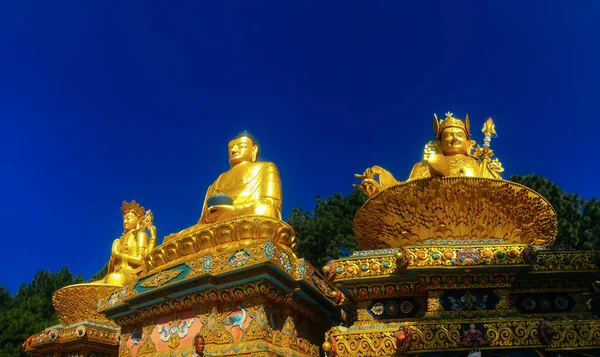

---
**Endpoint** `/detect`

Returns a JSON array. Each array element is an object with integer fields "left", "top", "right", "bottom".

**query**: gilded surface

[
  {"left": 139, "top": 270, "right": 183, "bottom": 288},
  {"left": 326, "top": 319, "right": 600, "bottom": 356},
  {"left": 52, "top": 284, "right": 121, "bottom": 325},
  {"left": 353, "top": 177, "right": 557, "bottom": 249},
  {"left": 332, "top": 245, "right": 532, "bottom": 282},
  {"left": 146, "top": 217, "right": 297, "bottom": 272},
  {"left": 101, "top": 241, "right": 339, "bottom": 315},
  {"left": 24, "top": 320, "right": 119, "bottom": 353},
  {"left": 102, "top": 200, "right": 157, "bottom": 286},
  {"left": 354, "top": 114, "right": 504, "bottom": 197},
  {"left": 159, "top": 131, "right": 293, "bottom": 257}
]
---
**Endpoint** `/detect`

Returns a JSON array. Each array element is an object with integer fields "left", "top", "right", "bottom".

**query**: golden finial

[{"left": 121, "top": 200, "right": 145, "bottom": 217}]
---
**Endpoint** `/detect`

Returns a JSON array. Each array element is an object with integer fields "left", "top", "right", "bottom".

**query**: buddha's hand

[{"left": 203, "top": 205, "right": 235, "bottom": 223}]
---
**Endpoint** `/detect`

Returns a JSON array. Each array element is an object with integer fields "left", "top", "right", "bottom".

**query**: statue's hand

[
  {"left": 148, "top": 224, "right": 157, "bottom": 239},
  {"left": 203, "top": 205, "right": 235, "bottom": 224},
  {"left": 353, "top": 178, "right": 382, "bottom": 197}
]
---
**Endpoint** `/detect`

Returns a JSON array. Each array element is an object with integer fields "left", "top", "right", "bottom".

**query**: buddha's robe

[{"left": 200, "top": 161, "right": 282, "bottom": 222}]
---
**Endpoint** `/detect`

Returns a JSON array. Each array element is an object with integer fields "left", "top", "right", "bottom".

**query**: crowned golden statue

[
  {"left": 353, "top": 112, "right": 556, "bottom": 249},
  {"left": 103, "top": 200, "right": 157, "bottom": 285},
  {"left": 354, "top": 112, "right": 504, "bottom": 196}
]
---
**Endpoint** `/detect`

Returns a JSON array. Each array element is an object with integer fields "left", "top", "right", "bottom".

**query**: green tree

[
  {"left": 582, "top": 198, "right": 600, "bottom": 249},
  {"left": 0, "top": 268, "right": 83, "bottom": 357},
  {"left": 288, "top": 190, "right": 367, "bottom": 269},
  {"left": 510, "top": 174, "right": 591, "bottom": 248}
]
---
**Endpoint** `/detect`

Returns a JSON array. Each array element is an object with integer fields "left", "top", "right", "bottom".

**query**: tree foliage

[
  {"left": 0, "top": 268, "right": 83, "bottom": 357},
  {"left": 511, "top": 174, "right": 599, "bottom": 249},
  {"left": 288, "top": 190, "right": 367, "bottom": 269}
]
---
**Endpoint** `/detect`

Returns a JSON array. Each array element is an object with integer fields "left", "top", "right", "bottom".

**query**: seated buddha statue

[
  {"left": 198, "top": 130, "right": 282, "bottom": 224},
  {"left": 408, "top": 112, "right": 502, "bottom": 180},
  {"left": 102, "top": 200, "right": 157, "bottom": 285},
  {"left": 354, "top": 112, "right": 504, "bottom": 197}
]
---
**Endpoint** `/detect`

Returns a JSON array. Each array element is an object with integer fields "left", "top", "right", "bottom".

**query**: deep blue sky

[{"left": 1, "top": 1, "right": 599, "bottom": 294}]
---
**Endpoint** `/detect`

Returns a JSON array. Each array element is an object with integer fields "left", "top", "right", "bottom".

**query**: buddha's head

[
  {"left": 433, "top": 113, "right": 471, "bottom": 156},
  {"left": 121, "top": 200, "right": 145, "bottom": 232},
  {"left": 228, "top": 130, "right": 260, "bottom": 167}
]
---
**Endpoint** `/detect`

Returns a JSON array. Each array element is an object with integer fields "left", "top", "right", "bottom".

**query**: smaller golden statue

[
  {"left": 198, "top": 130, "right": 282, "bottom": 224},
  {"left": 103, "top": 200, "right": 157, "bottom": 285},
  {"left": 354, "top": 112, "right": 504, "bottom": 197}
]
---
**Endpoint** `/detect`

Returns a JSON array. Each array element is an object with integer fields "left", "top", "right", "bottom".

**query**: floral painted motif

[
  {"left": 279, "top": 252, "right": 292, "bottom": 273},
  {"left": 447, "top": 291, "right": 488, "bottom": 311},
  {"left": 451, "top": 248, "right": 483, "bottom": 265},
  {"left": 157, "top": 313, "right": 194, "bottom": 349},
  {"left": 223, "top": 304, "right": 248, "bottom": 332},
  {"left": 227, "top": 250, "right": 251, "bottom": 268}
]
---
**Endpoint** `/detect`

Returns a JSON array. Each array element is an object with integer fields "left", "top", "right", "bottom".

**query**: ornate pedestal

[
  {"left": 24, "top": 285, "right": 122, "bottom": 357},
  {"left": 324, "top": 177, "right": 600, "bottom": 356},
  {"left": 99, "top": 238, "right": 346, "bottom": 357}
]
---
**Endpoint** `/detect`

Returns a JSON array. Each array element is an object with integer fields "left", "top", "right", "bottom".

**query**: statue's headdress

[
  {"left": 121, "top": 200, "right": 145, "bottom": 217},
  {"left": 432, "top": 112, "right": 470, "bottom": 140}
]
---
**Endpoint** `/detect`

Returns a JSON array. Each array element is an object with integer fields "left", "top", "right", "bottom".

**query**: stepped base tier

[
  {"left": 322, "top": 246, "right": 600, "bottom": 356},
  {"left": 149, "top": 216, "right": 298, "bottom": 272},
  {"left": 98, "top": 239, "right": 346, "bottom": 357},
  {"left": 24, "top": 285, "right": 123, "bottom": 356},
  {"left": 353, "top": 177, "right": 558, "bottom": 250}
]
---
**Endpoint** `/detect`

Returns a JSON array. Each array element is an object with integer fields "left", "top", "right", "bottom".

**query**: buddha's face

[
  {"left": 123, "top": 212, "right": 139, "bottom": 231},
  {"left": 228, "top": 136, "right": 258, "bottom": 167},
  {"left": 439, "top": 127, "right": 469, "bottom": 155}
]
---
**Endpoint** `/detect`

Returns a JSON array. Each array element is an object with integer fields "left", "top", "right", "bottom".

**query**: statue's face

[
  {"left": 440, "top": 127, "right": 469, "bottom": 155},
  {"left": 228, "top": 136, "right": 257, "bottom": 167},
  {"left": 123, "top": 212, "right": 139, "bottom": 231}
]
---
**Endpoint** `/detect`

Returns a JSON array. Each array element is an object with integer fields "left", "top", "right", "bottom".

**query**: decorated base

[
  {"left": 353, "top": 177, "right": 558, "bottom": 249},
  {"left": 53, "top": 283, "right": 123, "bottom": 325},
  {"left": 23, "top": 320, "right": 120, "bottom": 357},
  {"left": 100, "top": 240, "right": 346, "bottom": 357},
  {"left": 322, "top": 246, "right": 600, "bottom": 356},
  {"left": 147, "top": 216, "right": 297, "bottom": 273}
]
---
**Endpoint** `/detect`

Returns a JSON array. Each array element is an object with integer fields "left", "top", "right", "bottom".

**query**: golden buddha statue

[
  {"left": 103, "top": 200, "right": 157, "bottom": 285},
  {"left": 198, "top": 130, "right": 282, "bottom": 224},
  {"left": 354, "top": 112, "right": 504, "bottom": 197}
]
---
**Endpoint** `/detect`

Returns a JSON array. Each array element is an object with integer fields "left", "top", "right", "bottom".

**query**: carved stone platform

[{"left": 99, "top": 240, "right": 347, "bottom": 357}]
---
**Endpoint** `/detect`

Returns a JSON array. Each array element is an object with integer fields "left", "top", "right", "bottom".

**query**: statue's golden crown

[
  {"left": 433, "top": 112, "right": 470, "bottom": 139},
  {"left": 121, "top": 200, "right": 145, "bottom": 217}
]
